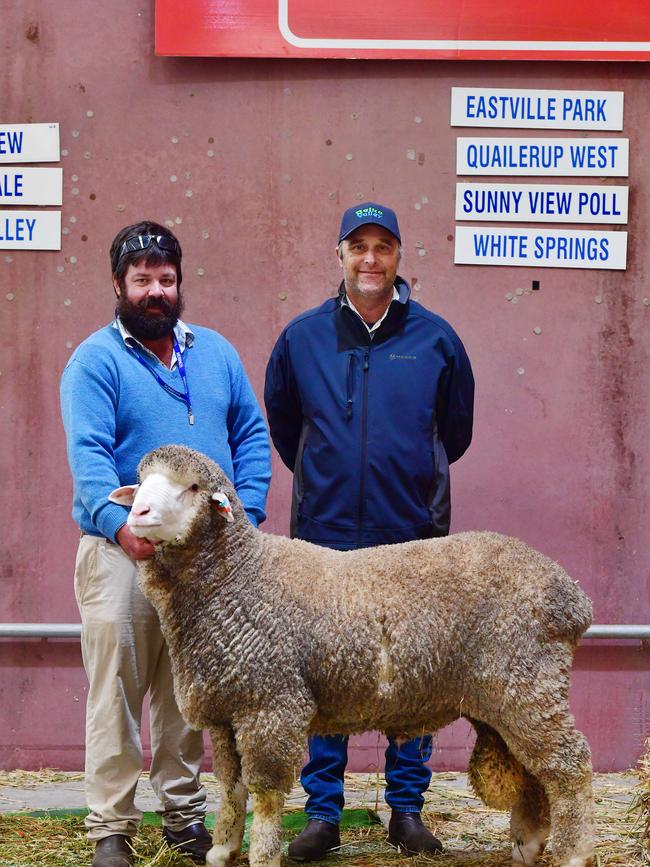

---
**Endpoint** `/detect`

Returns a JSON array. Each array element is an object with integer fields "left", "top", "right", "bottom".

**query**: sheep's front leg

[
  {"left": 248, "top": 790, "right": 284, "bottom": 867},
  {"left": 206, "top": 725, "right": 248, "bottom": 867},
  {"left": 234, "top": 696, "right": 315, "bottom": 867}
]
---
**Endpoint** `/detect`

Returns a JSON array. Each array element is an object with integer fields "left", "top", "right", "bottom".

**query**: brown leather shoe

[
  {"left": 388, "top": 811, "right": 443, "bottom": 855},
  {"left": 162, "top": 822, "right": 212, "bottom": 864},
  {"left": 288, "top": 819, "right": 341, "bottom": 861},
  {"left": 92, "top": 835, "right": 134, "bottom": 867}
]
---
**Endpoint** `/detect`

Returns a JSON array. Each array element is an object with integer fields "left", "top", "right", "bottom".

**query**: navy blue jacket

[{"left": 264, "top": 278, "right": 474, "bottom": 550}]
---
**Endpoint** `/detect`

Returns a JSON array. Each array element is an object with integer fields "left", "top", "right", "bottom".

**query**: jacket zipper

[
  {"left": 357, "top": 348, "right": 370, "bottom": 547},
  {"left": 346, "top": 352, "right": 354, "bottom": 420}
]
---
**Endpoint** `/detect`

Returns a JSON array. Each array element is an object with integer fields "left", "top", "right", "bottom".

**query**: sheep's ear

[
  {"left": 211, "top": 490, "right": 234, "bottom": 523},
  {"left": 108, "top": 484, "right": 139, "bottom": 506}
]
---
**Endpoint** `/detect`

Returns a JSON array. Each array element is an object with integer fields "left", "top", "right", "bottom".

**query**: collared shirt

[
  {"left": 342, "top": 287, "right": 400, "bottom": 336},
  {"left": 112, "top": 317, "right": 194, "bottom": 369}
]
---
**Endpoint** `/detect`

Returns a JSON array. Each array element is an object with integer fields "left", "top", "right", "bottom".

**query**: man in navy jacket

[{"left": 264, "top": 202, "right": 474, "bottom": 860}]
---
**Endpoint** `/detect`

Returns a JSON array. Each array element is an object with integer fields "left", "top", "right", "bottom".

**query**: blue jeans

[{"left": 302, "top": 734, "right": 433, "bottom": 824}]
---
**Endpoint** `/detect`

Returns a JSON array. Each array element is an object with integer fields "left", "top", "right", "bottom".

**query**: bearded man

[{"left": 60, "top": 221, "right": 271, "bottom": 867}]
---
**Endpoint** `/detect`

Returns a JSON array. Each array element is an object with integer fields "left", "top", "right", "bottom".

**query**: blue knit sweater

[{"left": 60, "top": 321, "right": 271, "bottom": 541}]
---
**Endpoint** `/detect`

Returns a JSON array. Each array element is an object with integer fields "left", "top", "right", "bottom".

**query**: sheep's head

[{"left": 109, "top": 445, "right": 235, "bottom": 544}]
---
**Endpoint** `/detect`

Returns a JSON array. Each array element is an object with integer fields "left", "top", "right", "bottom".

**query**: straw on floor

[{"left": 0, "top": 768, "right": 646, "bottom": 866}]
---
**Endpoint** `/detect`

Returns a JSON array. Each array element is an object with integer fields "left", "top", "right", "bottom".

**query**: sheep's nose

[{"left": 133, "top": 504, "right": 151, "bottom": 517}]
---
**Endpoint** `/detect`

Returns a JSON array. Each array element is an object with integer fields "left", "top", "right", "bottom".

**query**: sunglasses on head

[{"left": 119, "top": 233, "right": 180, "bottom": 259}]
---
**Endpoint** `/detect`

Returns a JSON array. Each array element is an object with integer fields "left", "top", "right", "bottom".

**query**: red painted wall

[{"left": 0, "top": 1, "right": 648, "bottom": 773}]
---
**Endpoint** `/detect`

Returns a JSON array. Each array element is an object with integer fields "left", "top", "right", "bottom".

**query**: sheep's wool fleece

[{"left": 136, "top": 446, "right": 592, "bottom": 785}]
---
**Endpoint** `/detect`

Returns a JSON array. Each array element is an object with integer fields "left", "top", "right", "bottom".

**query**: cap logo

[{"left": 355, "top": 207, "right": 384, "bottom": 219}]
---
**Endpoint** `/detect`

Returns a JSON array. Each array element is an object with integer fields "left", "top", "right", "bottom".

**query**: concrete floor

[{"left": 0, "top": 770, "right": 638, "bottom": 815}]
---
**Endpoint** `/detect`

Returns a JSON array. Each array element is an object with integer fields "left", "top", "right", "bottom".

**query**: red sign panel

[{"left": 156, "top": 0, "right": 650, "bottom": 60}]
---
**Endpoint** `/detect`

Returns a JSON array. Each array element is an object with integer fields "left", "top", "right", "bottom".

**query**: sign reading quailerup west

[
  {"left": 155, "top": 0, "right": 650, "bottom": 59},
  {"left": 456, "top": 138, "right": 629, "bottom": 177}
]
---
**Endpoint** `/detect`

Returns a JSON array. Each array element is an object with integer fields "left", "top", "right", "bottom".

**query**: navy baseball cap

[{"left": 338, "top": 202, "right": 401, "bottom": 243}]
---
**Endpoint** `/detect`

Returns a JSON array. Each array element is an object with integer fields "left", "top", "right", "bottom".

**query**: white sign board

[
  {"left": 456, "top": 182, "right": 628, "bottom": 224},
  {"left": 0, "top": 123, "right": 60, "bottom": 163},
  {"left": 451, "top": 88, "right": 624, "bottom": 130},
  {"left": 0, "top": 168, "right": 63, "bottom": 206},
  {"left": 457, "top": 137, "right": 629, "bottom": 177},
  {"left": 454, "top": 226, "right": 627, "bottom": 270},
  {"left": 0, "top": 210, "right": 61, "bottom": 250}
]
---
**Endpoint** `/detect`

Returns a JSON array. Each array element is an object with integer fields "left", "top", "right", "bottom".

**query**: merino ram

[{"left": 109, "top": 444, "right": 594, "bottom": 867}]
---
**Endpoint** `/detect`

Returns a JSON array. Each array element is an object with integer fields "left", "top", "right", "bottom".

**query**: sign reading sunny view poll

[
  {"left": 0, "top": 123, "right": 60, "bottom": 163},
  {"left": 454, "top": 226, "right": 627, "bottom": 270},
  {"left": 456, "top": 138, "right": 629, "bottom": 177},
  {"left": 456, "top": 183, "right": 628, "bottom": 224},
  {"left": 451, "top": 88, "right": 623, "bottom": 130}
]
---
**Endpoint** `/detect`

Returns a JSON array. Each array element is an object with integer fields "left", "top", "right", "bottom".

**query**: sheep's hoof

[
  {"left": 206, "top": 844, "right": 239, "bottom": 867},
  {"left": 512, "top": 834, "right": 545, "bottom": 866}
]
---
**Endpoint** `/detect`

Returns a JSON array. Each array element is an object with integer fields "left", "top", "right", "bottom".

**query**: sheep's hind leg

[
  {"left": 499, "top": 717, "right": 594, "bottom": 867},
  {"left": 467, "top": 722, "right": 550, "bottom": 866},
  {"left": 511, "top": 772, "right": 550, "bottom": 866},
  {"left": 538, "top": 729, "right": 594, "bottom": 867},
  {"left": 248, "top": 790, "right": 284, "bottom": 867},
  {"left": 206, "top": 725, "right": 248, "bottom": 867}
]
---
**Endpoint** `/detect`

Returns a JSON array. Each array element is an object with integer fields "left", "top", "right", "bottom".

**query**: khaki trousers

[{"left": 74, "top": 535, "right": 206, "bottom": 841}]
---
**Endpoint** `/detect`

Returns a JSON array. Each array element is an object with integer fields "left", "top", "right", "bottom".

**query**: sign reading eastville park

[
  {"left": 0, "top": 211, "right": 61, "bottom": 250},
  {"left": 451, "top": 88, "right": 623, "bottom": 130},
  {"left": 454, "top": 227, "right": 627, "bottom": 270}
]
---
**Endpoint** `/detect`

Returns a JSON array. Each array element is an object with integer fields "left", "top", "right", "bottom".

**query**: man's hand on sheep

[
  {"left": 108, "top": 444, "right": 596, "bottom": 867},
  {"left": 115, "top": 524, "right": 157, "bottom": 560}
]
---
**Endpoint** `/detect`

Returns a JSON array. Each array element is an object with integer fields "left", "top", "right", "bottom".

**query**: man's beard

[{"left": 117, "top": 289, "right": 184, "bottom": 340}]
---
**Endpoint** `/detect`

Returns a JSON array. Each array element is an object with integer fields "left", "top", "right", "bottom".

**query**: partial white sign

[
  {"left": 0, "top": 210, "right": 61, "bottom": 249},
  {"left": 451, "top": 88, "right": 624, "bottom": 130},
  {"left": 0, "top": 168, "right": 63, "bottom": 206},
  {"left": 0, "top": 123, "right": 60, "bottom": 163},
  {"left": 456, "top": 182, "right": 628, "bottom": 224},
  {"left": 457, "top": 137, "right": 628, "bottom": 177},
  {"left": 454, "top": 226, "right": 627, "bottom": 270}
]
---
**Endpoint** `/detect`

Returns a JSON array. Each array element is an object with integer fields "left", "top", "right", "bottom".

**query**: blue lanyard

[{"left": 130, "top": 336, "right": 194, "bottom": 425}]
